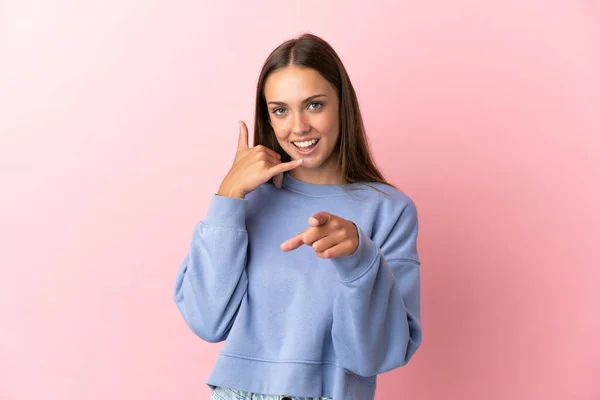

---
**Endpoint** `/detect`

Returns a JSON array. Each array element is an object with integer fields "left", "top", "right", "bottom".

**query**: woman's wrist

[{"left": 217, "top": 181, "right": 245, "bottom": 199}]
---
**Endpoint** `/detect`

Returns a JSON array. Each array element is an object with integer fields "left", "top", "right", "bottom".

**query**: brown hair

[{"left": 253, "top": 33, "right": 392, "bottom": 187}]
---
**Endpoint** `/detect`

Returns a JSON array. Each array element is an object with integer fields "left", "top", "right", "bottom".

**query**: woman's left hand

[{"left": 280, "top": 212, "right": 359, "bottom": 259}]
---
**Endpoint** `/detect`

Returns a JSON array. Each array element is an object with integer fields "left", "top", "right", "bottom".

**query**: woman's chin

[{"left": 295, "top": 158, "right": 321, "bottom": 170}]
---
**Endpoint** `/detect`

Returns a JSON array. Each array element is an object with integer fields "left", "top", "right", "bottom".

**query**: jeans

[{"left": 210, "top": 386, "right": 332, "bottom": 400}]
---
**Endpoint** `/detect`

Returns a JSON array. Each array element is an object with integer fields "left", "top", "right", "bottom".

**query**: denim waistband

[{"left": 210, "top": 386, "right": 332, "bottom": 400}]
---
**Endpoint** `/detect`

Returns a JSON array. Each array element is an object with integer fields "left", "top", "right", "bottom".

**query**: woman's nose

[{"left": 291, "top": 112, "right": 310, "bottom": 136}]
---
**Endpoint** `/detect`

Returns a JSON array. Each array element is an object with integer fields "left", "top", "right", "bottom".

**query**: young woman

[{"left": 174, "top": 33, "right": 422, "bottom": 400}]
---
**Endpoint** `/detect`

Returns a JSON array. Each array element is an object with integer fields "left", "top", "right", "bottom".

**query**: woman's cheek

[{"left": 273, "top": 123, "right": 290, "bottom": 141}]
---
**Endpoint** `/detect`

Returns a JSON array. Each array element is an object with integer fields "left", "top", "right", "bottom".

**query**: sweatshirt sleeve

[
  {"left": 174, "top": 194, "right": 250, "bottom": 343},
  {"left": 331, "top": 199, "right": 421, "bottom": 377}
]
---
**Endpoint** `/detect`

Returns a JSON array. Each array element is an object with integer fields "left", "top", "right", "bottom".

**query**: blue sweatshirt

[{"left": 174, "top": 173, "right": 421, "bottom": 400}]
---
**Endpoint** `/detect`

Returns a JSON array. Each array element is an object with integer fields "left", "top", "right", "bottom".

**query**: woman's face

[{"left": 264, "top": 65, "right": 341, "bottom": 184}]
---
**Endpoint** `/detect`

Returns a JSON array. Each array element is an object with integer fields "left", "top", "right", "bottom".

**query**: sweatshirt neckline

[{"left": 282, "top": 173, "right": 363, "bottom": 197}]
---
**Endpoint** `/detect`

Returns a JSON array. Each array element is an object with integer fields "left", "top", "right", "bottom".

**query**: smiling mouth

[{"left": 292, "top": 138, "right": 320, "bottom": 150}]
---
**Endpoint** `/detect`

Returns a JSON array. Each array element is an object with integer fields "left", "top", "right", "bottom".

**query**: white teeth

[{"left": 294, "top": 139, "right": 318, "bottom": 148}]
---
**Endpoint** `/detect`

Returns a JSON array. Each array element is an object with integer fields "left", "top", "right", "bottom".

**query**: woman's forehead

[{"left": 264, "top": 66, "right": 333, "bottom": 101}]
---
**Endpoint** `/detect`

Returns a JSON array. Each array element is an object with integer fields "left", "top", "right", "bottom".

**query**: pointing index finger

[{"left": 280, "top": 233, "right": 304, "bottom": 252}]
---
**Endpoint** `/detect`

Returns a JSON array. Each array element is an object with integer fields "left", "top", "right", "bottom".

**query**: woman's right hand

[{"left": 217, "top": 121, "right": 303, "bottom": 199}]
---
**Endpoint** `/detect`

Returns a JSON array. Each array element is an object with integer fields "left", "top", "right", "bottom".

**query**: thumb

[
  {"left": 309, "top": 212, "right": 330, "bottom": 227},
  {"left": 237, "top": 121, "right": 249, "bottom": 150}
]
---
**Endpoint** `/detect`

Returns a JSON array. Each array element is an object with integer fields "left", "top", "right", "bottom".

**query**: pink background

[{"left": 1, "top": 1, "right": 598, "bottom": 399}]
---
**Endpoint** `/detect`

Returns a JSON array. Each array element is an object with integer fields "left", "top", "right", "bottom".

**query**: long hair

[{"left": 253, "top": 33, "right": 392, "bottom": 187}]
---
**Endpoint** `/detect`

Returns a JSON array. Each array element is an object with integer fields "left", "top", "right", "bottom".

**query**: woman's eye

[
  {"left": 308, "top": 102, "right": 323, "bottom": 111},
  {"left": 273, "top": 108, "right": 286, "bottom": 116}
]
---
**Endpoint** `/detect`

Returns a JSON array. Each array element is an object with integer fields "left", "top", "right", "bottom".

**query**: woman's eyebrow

[{"left": 267, "top": 94, "right": 327, "bottom": 106}]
